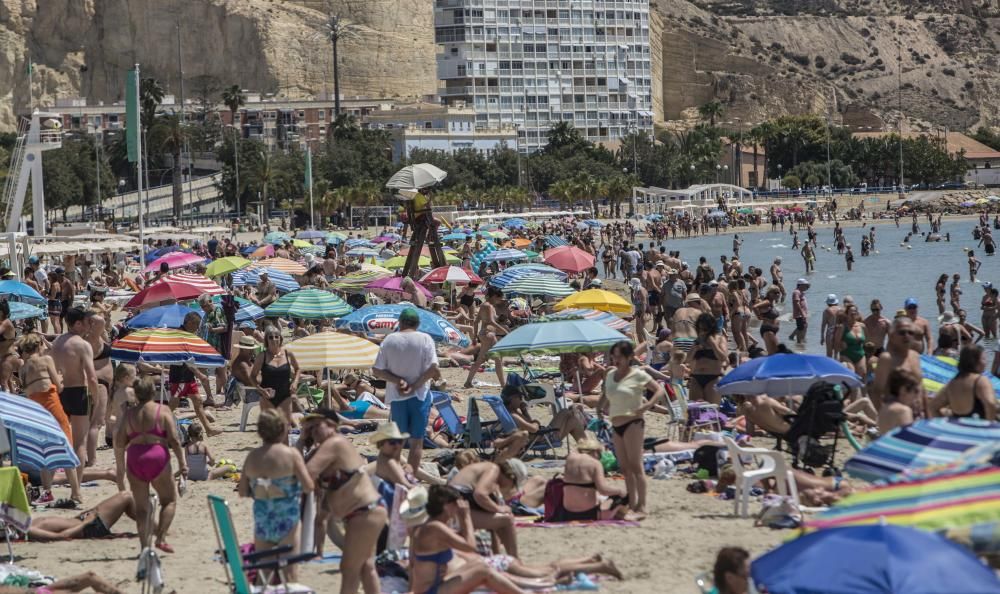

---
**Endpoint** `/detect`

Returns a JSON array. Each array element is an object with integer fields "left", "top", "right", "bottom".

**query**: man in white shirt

[{"left": 372, "top": 308, "right": 440, "bottom": 470}]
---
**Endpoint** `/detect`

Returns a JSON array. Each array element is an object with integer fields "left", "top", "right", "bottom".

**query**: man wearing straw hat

[{"left": 372, "top": 308, "right": 440, "bottom": 474}]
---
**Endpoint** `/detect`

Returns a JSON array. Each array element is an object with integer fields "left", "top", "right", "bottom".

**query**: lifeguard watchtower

[{"left": 2, "top": 111, "right": 63, "bottom": 236}]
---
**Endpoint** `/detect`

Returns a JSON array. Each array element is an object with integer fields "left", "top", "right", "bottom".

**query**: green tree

[
  {"left": 603, "top": 174, "right": 635, "bottom": 218},
  {"left": 220, "top": 85, "right": 246, "bottom": 130},
  {"left": 698, "top": 100, "right": 724, "bottom": 127},
  {"left": 149, "top": 114, "right": 188, "bottom": 219},
  {"left": 544, "top": 121, "right": 589, "bottom": 155},
  {"left": 971, "top": 127, "right": 1000, "bottom": 151},
  {"left": 782, "top": 174, "right": 802, "bottom": 190},
  {"left": 549, "top": 179, "right": 573, "bottom": 208}
]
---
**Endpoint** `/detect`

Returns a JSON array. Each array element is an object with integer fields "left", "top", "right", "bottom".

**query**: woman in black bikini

[
  {"left": 753, "top": 286, "right": 782, "bottom": 355},
  {"left": 928, "top": 344, "right": 997, "bottom": 421},
  {"left": 555, "top": 436, "right": 629, "bottom": 522},
  {"left": 86, "top": 310, "right": 112, "bottom": 461},
  {"left": 302, "top": 409, "right": 387, "bottom": 594},
  {"left": 685, "top": 313, "right": 728, "bottom": 405},
  {"left": 597, "top": 341, "right": 666, "bottom": 519},
  {"left": 251, "top": 328, "right": 301, "bottom": 429}
]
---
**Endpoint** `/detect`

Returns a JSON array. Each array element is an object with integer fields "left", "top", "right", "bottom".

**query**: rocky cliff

[
  {"left": 654, "top": 0, "right": 1000, "bottom": 131},
  {"left": 0, "top": 0, "right": 437, "bottom": 131}
]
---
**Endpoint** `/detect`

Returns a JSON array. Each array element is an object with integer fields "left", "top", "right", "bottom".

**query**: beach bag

[
  {"left": 542, "top": 477, "right": 565, "bottom": 522},
  {"left": 692, "top": 445, "right": 726, "bottom": 478},
  {"left": 755, "top": 494, "right": 802, "bottom": 529}
]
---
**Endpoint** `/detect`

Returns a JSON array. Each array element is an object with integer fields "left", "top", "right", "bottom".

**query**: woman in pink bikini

[{"left": 113, "top": 378, "right": 187, "bottom": 554}]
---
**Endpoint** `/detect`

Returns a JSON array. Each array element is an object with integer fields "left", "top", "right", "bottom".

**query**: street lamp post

[
  {"left": 227, "top": 124, "right": 241, "bottom": 218},
  {"left": 716, "top": 164, "right": 722, "bottom": 184},
  {"left": 777, "top": 164, "right": 783, "bottom": 192},
  {"left": 118, "top": 179, "right": 126, "bottom": 222}
]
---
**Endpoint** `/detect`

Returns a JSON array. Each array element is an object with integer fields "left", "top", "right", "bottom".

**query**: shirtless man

[
  {"left": 464, "top": 286, "right": 510, "bottom": 389},
  {"left": 903, "top": 297, "right": 934, "bottom": 354},
  {"left": 801, "top": 243, "right": 816, "bottom": 274},
  {"left": 770, "top": 258, "right": 785, "bottom": 302},
  {"left": 50, "top": 307, "right": 99, "bottom": 499},
  {"left": 870, "top": 316, "right": 924, "bottom": 410},
  {"left": 705, "top": 281, "right": 729, "bottom": 336},
  {"left": 254, "top": 271, "right": 277, "bottom": 307},
  {"left": 644, "top": 262, "right": 663, "bottom": 330},
  {"left": 864, "top": 299, "right": 891, "bottom": 351},
  {"left": 737, "top": 394, "right": 793, "bottom": 436}
]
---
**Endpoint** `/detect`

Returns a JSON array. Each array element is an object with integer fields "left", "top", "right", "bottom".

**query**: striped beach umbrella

[
  {"left": 325, "top": 232, "right": 348, "bottom": 244},
  {"left": 329, "top": 270, "right": 392, "bottom": 293},
  {"left": 485, "top": 248, "right": 527, "bottom": 262},
  {"left": 111, "top": 328, "right": 226, "bottom": 367},
  {"left": 384, "top": 255, "right": 430, "bottom": 270},
  {"left": 143, "top": 251, "right": 205, "bottom": 273},
  {"left": 544, "top": 235, "right": 569, "bottom": 248},
  {"left": 232, "top": 267, "right": 300, "bottom": 294},
  {"left": 546, "top": 308, "right": 630, "bottom": 331},
  {"left": 420, "top": 266, "right": 483, "bottom": 285},
  {"left": 265, "top": 288, "right": 353, "bottom": 319},
  {"left": 806, "top": 465, "right": 1000, "bottom": 533},
  {"left": 502, "top": 275, "right": 576, "bottom": 297},
  {"left": 345, "top": 238, "right": 372, "bottom": 249},
  {"left": 346, "top": 247, "right": 380, "bottom": 258},
  {"left": 0, "top": 391, "right": 79, "bottom": 472},
  {"left": 152, "top": 273, "right": 225, "bottom": 296},
  {"left": 286, "top": 331, "right": 380, "bottom": 371},
  {"left": 264, "top": 231, "right": 291, "bottom": 245},
  {"left": 205, "top": 256, "right": 251, "bottom": 278},
  {"left": 296, "top": 230, "right": 326, "bottom": 240},
  {"left": 554, "top": 289, "right": 632, "bottom": 314},
  {"left": 845, "top": 418, "right": 1000, "bottom": 483},
  {"left": 921, "top": 354, "right": 1000, "bottom": 399},
  {"left": 489, "top": 319, "right": 627, "bottom": 357},
  {"left": 252, "top": 257, "right": 307, "bottom": 276}
]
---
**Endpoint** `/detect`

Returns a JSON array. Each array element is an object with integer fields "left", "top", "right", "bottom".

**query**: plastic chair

[
  {"left": 207, "top": 495, "right": 315, "bottom": 594},
  {"left": 236, "top": 384, "right": 261, "bottom": 432},
  {"left": 722, "top": 436, "right": 799, "bottom": 518}
]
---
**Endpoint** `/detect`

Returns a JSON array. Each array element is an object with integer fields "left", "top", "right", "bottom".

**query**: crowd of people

[{"left": 0, "top": 204, "right": 995, "bottom": 593}]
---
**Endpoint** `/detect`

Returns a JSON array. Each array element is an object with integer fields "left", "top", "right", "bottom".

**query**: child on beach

[{"left": 183, "top": 422, "right": 231, "bottom": 481}]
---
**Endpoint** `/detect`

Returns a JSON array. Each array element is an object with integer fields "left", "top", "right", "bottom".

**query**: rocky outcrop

[{"left": 0, "top": 0, "right": 437, "bottom": 130}]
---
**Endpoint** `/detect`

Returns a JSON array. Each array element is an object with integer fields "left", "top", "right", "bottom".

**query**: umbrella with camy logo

[{"left": 336, "top": 304, "right": 470, "bottom": 347}]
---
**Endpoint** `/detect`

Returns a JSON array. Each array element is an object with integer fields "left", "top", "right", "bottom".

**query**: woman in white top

[{"left": 597, "top": 341, "right": 667, "bottom": 519}]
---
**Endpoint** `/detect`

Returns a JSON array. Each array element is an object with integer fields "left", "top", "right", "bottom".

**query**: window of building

[{"left": 318, "top": 109, "right": 325, "bottom": 120}]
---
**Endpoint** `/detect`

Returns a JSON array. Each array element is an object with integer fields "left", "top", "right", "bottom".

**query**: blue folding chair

[{"left": 480, "top": 395, "right": 566, "bottom": 459}]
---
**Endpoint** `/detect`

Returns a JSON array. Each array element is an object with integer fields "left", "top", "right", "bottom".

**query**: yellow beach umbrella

[
  {"left": 291, "top": 239, "right": 313, "bottom": 248},
  {"left": 554, "top": 289, "right": 633, "bottom": 314},
  {"left": 286, "top": 331, "right": 380, "bottom": 371},
  {"left": 251, "top": 257, "right": 307, "bottom": 275},
  {"left": 384, "top": 255, "right": 431, "bottom": 270},
  {"left": 205, "top": 256, "right": 251, "bottom": 278}
]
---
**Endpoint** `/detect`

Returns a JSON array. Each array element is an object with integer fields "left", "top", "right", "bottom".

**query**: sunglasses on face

[
  {"left": 381, "top": 439, "right": 404, "bottom": 446},
  {"left": 266, "top": 335, "right": 281, "bottom": 341}
]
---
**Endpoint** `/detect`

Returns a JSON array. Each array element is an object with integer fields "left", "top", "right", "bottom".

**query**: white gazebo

[{"left": 632, "top": 183, "right": 756, "bottom": 215}]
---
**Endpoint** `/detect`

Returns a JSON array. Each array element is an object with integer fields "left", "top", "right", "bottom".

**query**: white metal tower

[{"left": 2, "top": 111, "right": 63, "bottom": 236}]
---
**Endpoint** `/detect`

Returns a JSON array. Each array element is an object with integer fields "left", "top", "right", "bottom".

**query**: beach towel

[
  {"left": 516, "top": 520, "right": 640, "bottom": 528},
  {"left": 0, "top": 467, "right": 30, "bottom": 532}
]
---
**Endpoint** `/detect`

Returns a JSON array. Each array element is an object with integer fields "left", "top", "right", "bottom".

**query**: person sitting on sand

[
  {"left": 447, "top": 459, "right": 523, "bottom": 557},
  {"left": 183, "top": 422, "right": 231, "bottom": 481},
  {"left": 26, "top": 491, "right": 136, "bottom": 541},
  {"left": 0, "top": 571, "right": 125, "bottom": 594},
  {"left": 453, "top": 551, "right": 623, "bottom": 590},
  {"left": 551, "top": 435, "right": 629, "bottom": 522}
]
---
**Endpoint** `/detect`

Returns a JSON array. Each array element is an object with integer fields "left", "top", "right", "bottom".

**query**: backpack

[
  {"left": 692, "top": 444, "right": 726, "bottom": 478},
  {"left": 542, "top": 477, "right": 565, "bottom": 522}
]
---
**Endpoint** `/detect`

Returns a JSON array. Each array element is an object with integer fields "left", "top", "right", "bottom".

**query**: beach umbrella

[
  {"left": 264, "top": 231, "right": 291, "bottom": 245},
  {"left": 187, "top": 296, "right": 264, "bottom": 324},
  {"left": 646, "top": 214, "right": 663, "bottom": 221},
  {"left": 7, "top": 302, "right": 45, "bottom": 321},
  {"left": 751, "top": 524, "right": 1000, "bottom": 594},
  {"left": 806, "top": 465, "right": 1000, "bottom": 534},
  {"left": 328, "top": 270, "right": 393, "bottom": 293},
  {"left": 583, "top": 219, "right": 601, "bottom": 227},
  {"left": 0, "top": 280, "right": 44, "bottom": 302},
  {"left": 716, "top": 353, "right": 863, "bottom": 396},
  {"left": 204, "top": 256, "right": 251, "bottom": 278},
  {"left": 489, "top": 320, "right": 626, "bottom": 357},
  {"left": 920, "top": 354, "right": 1000, "bottom": 398},
  {"left": 384, "top": 255, "right": 430, "bottom": 270},
  {"left": 554, "top": 289, "right": 632, "bottom": 314},
  {"left": 250, "top": 244, "right": 275, "bottom": 258},
  {"left": 386, "top": 163, "right": 447, "bottom": 189},
  {"left": 420, "top": 266, "right": 482, "bottom": 285},
  {"left": 707, "top": 209, "right": 727, "bottom": 218},
  {"left": 501, "top": 218, "right": 527, "bottom": 229},
  {"left": 143, "top": 245, "right": 183, "bottom": 264},
  {"left": 291, "top": 239, "right": 313, "bottom": 248},
  {"left": 296, "top": 230, "right": 326, "bottom": 240},
  {"left": 489, "top": 230, "right": 510, "bottom": 241},
  {"left": 125, "top": 281, "right": 205, "bottom": 308},
  {"left": 346, "top": 247, "right": 380, "bottom": 258},
  {"left": 152, "top": 273, "right": 225, "bottom": 296},
  {"left": 265, "top": 288, "right": 353, "bottom": 319},
  {"left": 360, "top": 263, "right": 393, "bottom": 275},
  {"left": 0, "top": 392, "right": 79, "bottom": 472},
  {"left": 286, "top": 331, "right": 380, "bottom": 371},
  {"left": 485, "top": 248, "right": 527, "bottom": 262},
  {"left": 252, "top": 257, "right": 307, "bottom": 275},
  {"left": 844, "top": 418, "right": 1000, "bottom": 483},
  {"left": 544, "top": 235, "right": 569, "bottom": 248},
  {"left": 336, "top": 304, "right": 470, "bottom": 347},
  {"left": 111, "top": 328, "right": 226, "bottom": 367},
  {"left": 232, "top": 267, "right": 300, "bottom": 294},
  {"left": 143, "top": 251, "right": 205, "bottom": 273},
  {"left": 325, "top": 232, "right": 348, "bottom": 244},
  {"left": 126, "top": 304, "right": 203, "bottom": 330},
  {"left": 961, "top": 201, "right": 976, "bottom": 207},
  {"left": 512, "top": 238, "right": 532, "bottom": 249},
  {"left": 987, "top": 195, "right": 1000, "bottom": 202},
  {"left": 372, "top": 233, "right": 401, "bottom": 243},
  {"left": 365, "top": 276, "right": 434, "bottom": 300},
  {"left": 502, "top": 275, "right": 576, "bottom": 298},
  {"left": 546, "top": 308, "right": 630, "bottom": 331},
  {"left": 506, "top": 263, "right": 568, "bottom": 278},
  {"left": 441, "top": 232, "right": 470, "bottom": 242},
  {"left": 345, "top": 238, "right": 372, "bottom": 249},
  {"left": 543, "top": 245, "right": 596, "bottom": 274}
]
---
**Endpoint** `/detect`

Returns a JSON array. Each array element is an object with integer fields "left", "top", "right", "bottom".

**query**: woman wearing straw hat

[
  {"left": 402, "top": 485, "right": 524, "bottom": 594},
  {"left": 365, "top": 421, "right": 416, "bottom": 488},
  {"left": 554, "top": 434, "right": 629, "bottom": 522}
]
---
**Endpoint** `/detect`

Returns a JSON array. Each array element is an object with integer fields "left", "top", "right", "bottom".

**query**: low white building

[{"left": 363, "top": 103, "right": 518, "bottom": 161}]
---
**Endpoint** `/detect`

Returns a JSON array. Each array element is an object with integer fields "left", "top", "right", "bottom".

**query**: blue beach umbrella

[
  {"left": 0, "top": 280, "right": 44, "bottom": 302},
  {"left": 485, "top": 248, "right": 527, "bottom": 262},
  {"left": 143, "top": 245, "right": 183, "bottom": 264},
  {"left": 188, "top": 296, "right": 264, "bottom": 324},
  {"left": 296, "top": 230, "right": 326, "bottom": 240},
  {"left": 0, "top": 391, "right": 80, "bottom": 471},
  {"left": 751, "top": 524, "right": 1000, "bottom": 594},
  {"left": 543, "top": 235, "right": 569, "bottom": 248},
  {"left": 345, "top": 238, "right": 372, "bottom": 249},
  {"left": 7, "top": 302, "right": 45, "bottom": 321},
  {"left": 264, "top": 231, "right": 291, "bottom": 245},
  {"left": 502, "top": 218, "right": 527, "bottom": 229},
  {"left": 441, "top": 232, "right": 471, "bottom": 242},
  {"left": 126, "top": 304, "right": 203, "bottom": 330},
  {"left": 240, "top": 244, "right": 259, "bottom": 256},
  {"left": 583, "top": 219, "right": 601, "bottom": 227},
  {"left": 336, "top": 304, "right": 470, "bottom": 347},
  {"left": 921, "top": 354, "right": 1000, "bottom": 399},
  {"left": 232, "top": 267, "right": 300, "bottom": 294},
  {"left": 845, "top": 417, "right": 1000, "bottom": 483},
  {"left": 488, "top": 320, "right": 626, "bottom": 357},
  {"left": 716, "top": 353, "right": 862, "bottom": 396}
]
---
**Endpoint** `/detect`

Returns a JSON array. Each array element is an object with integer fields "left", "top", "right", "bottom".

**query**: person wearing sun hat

[
  {"left": 372, "top": 307, "right": 440, "bottom": 476},
  {"left": 549, "top": 432, "right": 628, "bottom": 523},
  {"left": 365, "top": 421, "right": 417, "bottom": 488}
]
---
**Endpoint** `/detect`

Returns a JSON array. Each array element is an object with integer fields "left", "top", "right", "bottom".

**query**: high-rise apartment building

[{"left": 435, "top": 0, "right": 654, "bottom": 153}]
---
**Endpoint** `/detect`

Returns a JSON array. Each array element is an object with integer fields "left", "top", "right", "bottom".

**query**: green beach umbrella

[
  {"left": 205, "top": 256, "right": 251, "bottom": 278},
  {"left": 265, "top": 288, "right": 353, "bottom": 319},
  {"left": 502, "top": 275, "right": 576, "bottom": 298}
]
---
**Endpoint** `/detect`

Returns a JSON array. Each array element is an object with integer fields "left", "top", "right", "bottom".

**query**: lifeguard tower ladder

[{"left": 1, "top": 111, "right": 63, "bottom": 236}]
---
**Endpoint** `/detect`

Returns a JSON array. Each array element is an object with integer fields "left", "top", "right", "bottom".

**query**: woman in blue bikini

[
  {"left": 238, "top": 409, "right": 314, "bottom": 584},
  {"left": 404, "top": 485, "right": 524, "bottom": 594}
]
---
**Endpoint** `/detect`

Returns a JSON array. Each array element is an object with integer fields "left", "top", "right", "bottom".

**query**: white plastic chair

[
  {"left": 722, "top": 436, "right": 799, "bottom": 518},
  {"left": 524, "top": 381, "right": 567, "bottom": 414},
  {"left": 237, "top": 384, "right": 261, "bottom": 432}
]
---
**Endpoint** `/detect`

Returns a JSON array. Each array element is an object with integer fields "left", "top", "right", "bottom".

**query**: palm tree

[
  {"left": 139, "top": 78, "right": 164, "bottom": 195},
  {"left": 698, "top": 100, "right": 724, "bottom": 127},
  {"left": 326, "top": 16, "right": 361, "bottom": 117},
  {"left": 549, "top": 179, "right": 573, "bottom": 208},
  {"left": 221, "top": 85, "right": 246, "bottom": 131},
  {"left": 251, "top": 147, "right": 274, "bottom": 218},
  {"left": 744, "top": 127, "right": 762, "bottom": 189},
  {"left": 329, "top": 113, "right": 360, "bottom": 142},
  {"left": 604, "top": 175, "right": 633, "bottom": 218},
  {"left": 150, "top": 114, "right": 187, "bottom": 219},
  {"left": 545, "top": 122, "right": 586, "bottom": 153}
]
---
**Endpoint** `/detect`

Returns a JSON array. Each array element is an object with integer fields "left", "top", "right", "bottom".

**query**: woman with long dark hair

[
  {"left": 929, "top": 344, "right": 997, "bottom": 421},
  {"left": 685, "top": 313, "right": 728, "bottom": 405}
]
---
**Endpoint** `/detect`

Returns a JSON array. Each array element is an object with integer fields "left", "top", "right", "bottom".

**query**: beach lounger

[
  {"left": 207, "top": 494, "right": 315, "bottom": 594},
  {"left": 722, "top": 436, "right": 799, "bottom": 518},
  {"left": 480, "top": 395, "right": 567, "bottom": 459}
]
